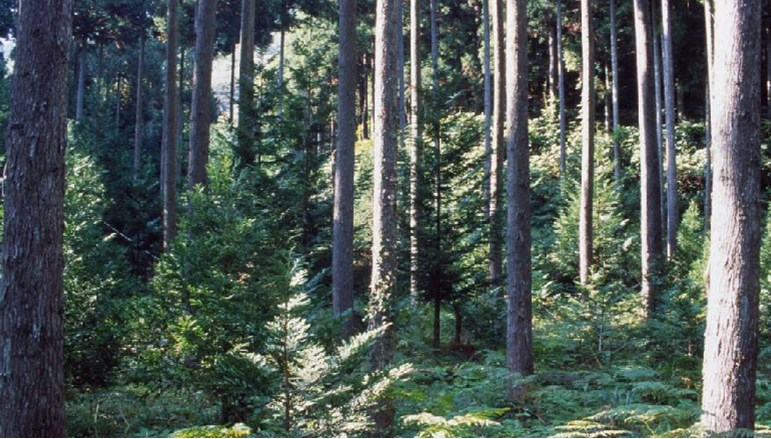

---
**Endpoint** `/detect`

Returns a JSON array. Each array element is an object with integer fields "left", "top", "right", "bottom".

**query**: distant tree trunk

[
  {"left": 653, "top": 11, "right": 666, "bottom": 233},
  {"left": 0, "top": 0, "right": 73, "bottom": 435},
  {"left": 369, "top": 0, "right": 399, "bottom": 428},
  {"left": 76, "top": 46, "right": 86, "bottom": 120},
  {"left": 188, "top": 0, "right": 217, "bottom": 188},
  {"left": 362, "top": 54, "right": 369, "bottom": 140},
  {"left": 557, "top": 0, "right": 567, "bottom": 178},
  {"left": 482, "top": 0, "right": 491, "bottom": 221},
  {"left": 704, "top": 0, "right": 714, "bottom": 234},
  {"left": 610, "top": 0, "right": 621, "bottom": 181},
  {"left": 505, "top": 0, "right": 534, "bottom": 387},
  {"left": 548, "top": 26, "right": 558, "bottom": 105},
  {"left": 489, "top": 0, "right": 505, "bottom": 286},
  {"left": 661, "top": 0, "right": 677, "bottom": 259},
  {"left": 633, "top": 0, "right": 664, "bottom": 316},
  {"left": 579, "top": 0, "right": 595, "bottom": 286},
  {"left": 409, "top": 0, "right": 421, "bottom": 301},
  {"left": 398, "top": 0, "right": 406, "bottom": 155},
  {"left": 229, "top": 46, "right": 235, "bottom": 123},
  {"left": 333, "top": 0, "right": 357, "bottom": 338},
  {"left": 430, "top": 0, "right": 443, "bottom": 350},
  {"left": 237, "top": 0, "right": 255, "bottom": 166},
  {"left": 278, "top": 28, "right": 285, "bottom": 118},
  {"left": 604, "top": 63, "right": 611, "bottom": 133},
  {"left": 176, "top": 48, "right": 185, "bottom": 182},
  {"left": 700, "top": 0, "right": 761, "bottom": 432},
  {"left": 162, "top": 0, "right": 179, "bottom": 249},
  {"left": 134, "top": 35, "right": 145, "bottom": 176}
]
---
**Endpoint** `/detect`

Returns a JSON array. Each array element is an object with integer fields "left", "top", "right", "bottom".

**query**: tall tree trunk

[
  {"left": 482, "top": 0, "right": 491, "bottom": 223},
  {"left": 229, "top": 46, "right": 235, "bottom": 123},
  {"left": 604, "top": 63, "right": 611, "bottom": 133},
  {"left": 661, "top": 0, "right": 677, "bottom": 259},
  {"left": 237, "top": 0, "right": 255, "bottom": 166},
  {"left": 548, "top": 26, "right": 558, "bottom": 106},
  {"left": 162, "top": 0, "right": 179, "bottom": 248},
  {"left": 369, "top": 0, "right": 399, "bottom": 428},
  {"left": 557, "top": 0, "right": 567, "bottom": 178},
  {"left": 505, "top": 0, "right": 534, "bottom": 387},
  {"left": 362, "top": 54, "right": 369, "bottom": 140},
  {"left": 333, "top": 0, "right": 357, "bottom": 338},
  {"left": 653, "top": 11, "right": 666, "bottom": 234},
  {"left": 489, "top": 0, "right": 505, "bottom": 286},
  {"left": 700, "top": 0, "right": 761, "bottom": 432},
  {"left": 76, "top": 46, "right": 86, "bottom": 120},
  {"left": 633, "top": 0, "right": 664, "bottom": 316},
  {"left": 398, "top": 0, "right": 406, "bottom": 155},
  {"left": 188, "top": 0, "right": 217, "bottom": 188},
  {"left": 409, "top": 0, "right": 421, "bottom": 301},
  {"left": 610, "top": 0, "right": 621, "bottom": 181},
  {"left": 430, "top": 0, "right": 442, "bottom": 350},
  {"left": 579, "top": 0, "right": 595, "bottom": 285},
  {"left": 0, "top": 0, "right": 73, "bottom": 435},
  {"left": 134, "top": 35, "right": 145, "bottom": 176},
  {"left": 704, "top": 0, "right": 714, "bottom": 233}
]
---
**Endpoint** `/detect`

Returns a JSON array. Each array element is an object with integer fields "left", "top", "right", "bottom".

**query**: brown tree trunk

[
  {"left": 162, "top": 0, "right": 179, "bottom": 249},
  {"left": 188, "top": 0, "right": 217, "bottom": 188},
  {"left": 700, "top": 0, "right": 761, "bottom": 432},
  {"left": 237, "top": 0, "right": 255, "bottom": 165},
  {"left": 369, "top": 0, "right": 399, "bottom": 427},
  {"left": 557, "top": 0, "right": 567, "bottom": 179},
  {"left": 333, "top": 0, "right": 357, "bottom": 338},
  {"left": 661, "top": 0, "right": 677, "bottom": 259},
  {"left": 409, "top": 0, "right": 421, "bottom": 301},
  {"left": 634, "top": 0, "right": 664, "bottom": 316},
  {"left": 0, "top": 0, "right": 73, "bottom": 435},
  {"left": 134, "top": 35, "right": 145, "bottom": 176},
  {"left": 489, "top": 0, "right": 505, "bottom": 286},
  {"left": 579, "top": 0, "right": 595, "bottom": 285},
  {"left": 505, "top": 0, "right": 534, "bottom": 386}
]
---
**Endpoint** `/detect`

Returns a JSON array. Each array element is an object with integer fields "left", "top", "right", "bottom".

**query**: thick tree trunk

[
  {"left": 188, "top": 0, "right": 217, "bottom": 188},
  {"left": 634, "top": 0, "right": 664, "bottom": 316},
  {"left": 610, "top": 0, "right": 621, "bottom": 181},
  {"left": 704, "top": 0, "right": 714, "bottom": 234},
  {"left": 333, "top": 0, "right": 357, "bottom": 338},
  {"left": 409, "top": 0, "right": 421, "bottom": 301},
  {"left": 0, "top": 0, "right": 73, "bottom": 435},
  {"left": 162, "top": 0, "right": 179, "bottom": 249},
  {"left": 661, "top": 0, "right": 677, "bottom": 259},
  {"left": 369, "top": 0, "right": 399, "bottom": 427},
  {"left": 579, "top": 0, "right": 595, "bottom": 285},
  {"left": 505, "top": 0, "right": 534, "bottom": 386},
  {"left": 700, "top": 0, "right": 761, "bottom": 432},
  {"left": 134, "top": 35, "right": 145, "bottom": 176},
  {"left": 557, "top": 0, "right": 567, "bottom": 178},
  {"left": 237, "top": 0, "right": 255, "bottom": 165},
  {"left": 76, "top": 47, "right": 86, "bottom": 120},
  {"left": 489, "top": 0, "right": 505, "bottom": 286}
]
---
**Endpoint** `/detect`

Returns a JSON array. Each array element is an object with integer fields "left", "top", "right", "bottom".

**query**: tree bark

[
  {"left": 489, "top": 0, "right": 505, "bottom": 286},
  {"left": 333, "top": 0, "right": 357, "bottom": 338},
  {"left": 557, "top": 0, "right": 568, "bottom": 179},
  {"left": 237, "top": 0, "right": 255, "bottom": 166},
  {"left": 634, "top": 0, "right": 664, "bottom": 316},
  {"left": 369, "top": 0, "right": 399, "bottom": 428},
  {"left": 653, "top": 9, "right": 666, "bottom": 235},
  {"left": 661, "top": 0, "right": 677, "bottom": 259},
  {"left": 76, "top": 46, "right": 86, "bottom": 120},
  {"left": 162, "top": 0, "right": 179, "bottom": 249},
  {"left": 0, "top": 0, "right": 73, "bottom": 435},
  {"left": 409, "top": 0, "right": 421, "bottom": 301},
  {"left": 505, "top": 0, "right": 534, "bottom": 385},
  {"left": 610, "top": 0, "right": 621, "bottom": 181},
  {"left": 700, "top": 0, "right": 761, "bottom": 432},
  {"left": 189, "top": 0, "right": 217, "bottom": 188},
  {"left": 483, "top": 0, "right": 492, "bottom": 223},
  {"left": 134, "top": 35, "right": 145, "bottom": 176},
  {"left": 579, "top": 0, "right": 595, "bottom": 285}
]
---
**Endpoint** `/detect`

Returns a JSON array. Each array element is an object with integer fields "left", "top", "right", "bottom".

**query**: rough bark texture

[
  {"left": 162, "top": 0, "right": 179, "bottom": 248},
  {"left": 333, "top": 0, "right": 357, "bottom": 337},
  {"left": 189, "top": 0, "right": 217, "bottom": 188},
  {"left": 634, "top": 0, "right": 664, "bottom": 316},
  {"left": 704, "top": 0, "right": 714, "bottom": 234},
  {"left": 0, "top": 0, "right": 73, "bottom": 435},
  {"left": 76, "top": 47, "right": 86, "bottom": 120},
  {"left": 134, "top": 35, "right": 145, "bottom": 176},
  {"left": 579, "top": 0, "right": 595, "bottom": 285},
  {"left": 557, "top": 0, "right": 567, "bottom": 178},
  {"left": 610, "top": 0, "right": 621, "bottom": 181},
  {"left": 237, "top": 0, "right": 255, "bottom": 166},
  {"left": 489, "top": 0, "right": 505, "bottom": 286},
  {"left": 368, "top": 0, "right": 399, "bottom": 425},
  {"left": 409, "top": 0, "right": 421, "bottom": 301},
  {"left": 505, "top": 0, "right": 534, "bottom": 385},
  {"left": 661, "top": 0, "right": 677, "bottom": 259},
  {"left": 700, "top": 0, "right": 761, "bottom": 433}
]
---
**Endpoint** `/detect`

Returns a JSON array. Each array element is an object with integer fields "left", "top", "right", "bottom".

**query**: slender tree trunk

[
  {"left": 610, "top": 0, "right": 621, "bottom": 181},
  {"left": 430, "top": 0, "right": 443, "bottom": 349},
  {"left": 362, "top": 54, "right": 369, "bottom": 140},
  {"left": 76, "top": 46, "right": 86, "bottom": 120},
  {"left": 634, "top": 0, "right": 664, "bottom": 316},
  {"left": 604, "top": 63, "right": 611, "bottom": 133},
  {"left": 704, "top": 0, "right": 714, "bottom": 233},
  {"left": 369, "top": 0, "right": 399, "bottom": 428},
  {"left": 505, "top": 0, "right": 534, "bottom": 386},
  {"left": 188, "top": 0, "right": 217, "bottom": 188},
  {"left": 0, "top": 0, "right": 73, "bottom": 435},
  {"left": 398, "top": 0, "right": 406, "bottom": 156},
  {"left": 409, "top": 0, "right": 421, "bottom": 301},
  {"left": 333, "top": 0, "right": 357, "bottom": 338},
  {"left": 700, "top": 0, "right": 761, "bottom": 432},
  {"left": 653, "top": 11, "right": 666, "bottom": 234},
  {"left": 162, "top": 0, "right": 179, "bottom": 248},
  {"left": 134, "top": 35, "right": 145, "bottom": 176},
  {"left": 489, "top": 0, "right": 505, "bottom": 286},
  {"left": 237, "top": 0, "right": 255, "bottom": 165},
  {"left": 278, "top": 28, "right": 285, "bottom": 118},
  {"left": 483, "top": 0, "right": 491, "bottom": 221},
  {"left": 557, "top": 0, "right": 568, "bottom": 179},
  {"left": 229, "top": 46, "right": 235, "bottom": 123},
  {"left": 579, "top": 0, "right": 595, "bottom": 285},
  {"left": 767, "top": 23, "right": 771, "bottom": 119},
  {"left": 661, "top": 0, "right": 677, "bottom": 259}
]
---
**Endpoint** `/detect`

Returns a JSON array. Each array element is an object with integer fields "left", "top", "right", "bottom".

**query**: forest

[{"left": 0, "top": 0, "right": 769, "bottom": 436}]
